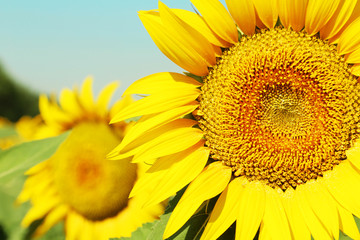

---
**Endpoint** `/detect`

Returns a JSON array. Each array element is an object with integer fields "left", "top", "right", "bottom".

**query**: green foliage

[
  {"left": 0, "top": 133, "right": 69, "bottom": 240},
  {"left": 339, "top": 217, "right": 360, "bottom": 239},
  {"left": 0, "top": 63, "right": 39, "bottom": 122},
  {"left": 0, "top": 132, "right": 69, "bottom": 183}
]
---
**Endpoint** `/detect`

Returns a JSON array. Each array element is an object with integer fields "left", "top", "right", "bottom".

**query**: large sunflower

[
  {"left": 109, "top": 1, "right": 360, "bottom": 239},
  {"left": 17, "top": 77, "right": 165, "bottom": 239}
]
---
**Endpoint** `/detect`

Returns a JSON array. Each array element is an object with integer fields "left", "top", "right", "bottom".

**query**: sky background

[{"left": 0, "top": 0, "right": 226, "bottom": 98}]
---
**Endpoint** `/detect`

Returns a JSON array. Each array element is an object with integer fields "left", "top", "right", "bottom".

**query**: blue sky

[{"left": 0, "top": 0, "right": 224, "bottom": 97}]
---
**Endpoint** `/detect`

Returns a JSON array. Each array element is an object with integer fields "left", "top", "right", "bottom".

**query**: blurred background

[{"left": 1, "top": 0, "right": 225, "bottom": 121}]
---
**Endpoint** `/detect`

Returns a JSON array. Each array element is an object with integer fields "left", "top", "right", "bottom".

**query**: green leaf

[
  {"left": 110, "top": 222, "right": 153, "bottom": 240},
  {"left": 0, "top": 126, "right": 18, "bottom": 138},
  {"left": 0, "top": 132, "right": 69, "bottom": 240},
  {"left": 339, "top": 216, "right": 360, "bottom": 240},
  {"left": 0, "top": 131, "right": 69, "bottom": 183}
]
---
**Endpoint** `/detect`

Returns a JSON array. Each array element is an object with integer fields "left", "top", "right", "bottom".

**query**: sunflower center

[
  {"left": 51, "top": 122, "right": 137, "bottom": 220},
  {"left": 197, "top": 28, "right": 360, "bottom": 190}
]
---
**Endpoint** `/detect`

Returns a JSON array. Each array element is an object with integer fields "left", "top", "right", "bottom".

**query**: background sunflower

[{"left": 15, "top": 79, "right": 165, "bottom": 240}]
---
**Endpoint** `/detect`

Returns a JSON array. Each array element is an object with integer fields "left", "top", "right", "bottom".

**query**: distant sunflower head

[
  {"left": 38, "top": 76, "right": 128, "bottom": 136},
  {"left": 110, "top": 0, "right": 360, "bottom": 239},
  {"left": 0, "top": 115, "right": 49, "bottom": 149},
  {"left": 17, "top": 78, "right": 164, "bottom": 239}
]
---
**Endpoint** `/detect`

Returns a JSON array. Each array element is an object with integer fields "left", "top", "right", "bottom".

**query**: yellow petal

[
  {"left": 277, "top": 0, "right": 308, "bottom": 32},
  {"left": 108, "top": 119, "right": 197, "bottom": 160},
  {"left": 305, "top": 0, "right": 341, "bottom": 35},
  {"left": 201, "top": 178, "right": 244, "bottom": 240},
  {"left": 115, "top": 103, "right": 198, "bottom": 154},
  {"left": 22, "top": 197, "right": 61, "bottom": 227},
  {"left": 66, "top": 212, "right": 85, "bottom": 240},
  {"left": 31, "top": 186, "right": 58, "bottom": 205},
  {"left": 190, "top": 0, "right": 238, "bottom": 44},
  {"left": 145, "top": 143, "right": 209, "bottom": 207},
  {"left": 163, "top": 162, "right": 232, "bottom": 239},
  {"left": 255, "top": 10, "right": 267, "bottom": 29},
  {"left": 109, "top": 95, "right": 134, "bottom": 120},
  {"left": 78, "top": 220, "right": 94, "bottom": 240},
  {"left": 252, "top": 0, "right": 278, "bottom": 29},
  {"left": 235, "top": 179, "right": 266, "bottom": 240},
  {"left": 17, "top": 169, "right": 54, "bottom": 205},
  {"left": 95, "top": 81, "right": 119, "bottom": 118},
  {"left": 25, "top": 160, "right": 49, "bottom": 175},
  {"left": 110, "top": 88, "right": 200, "bottom": 123},
  {"left": 283, "top": 188, "right": 311, "bottom": 240},
  {"left": 33, "top": 205, "right": 69, "bottom": 237},
  {"left": 226, "top": 0, "right": 256, "bottom": 35},
  {"left": 328, "top": 0, "right": 360, "bottom": 44},
  {"left": 338, "top": 16, "right": 360, "bottom": 55},
  {"left": 159, "top": 2, "right": 217, "bottom": 67},
  {"left": 59, "top": 89, "right": 83, "bottom": 118},
  {"left": 97, "top": 221, "right": 118, "bottom": 240},
  {"left": 79, "top": 76, "right": 95, "bottom": 113},
  {"left": 296, "top": 182, "right": 334, "bottom": 239},
  {"left": 259, "top": 186, "right": 292, "bottom": 240},
  {"left": 172, "top": 9, "right": 230, "bottom": 48},
  {"left": 320, "top": 0, "right": 358, "bottom": 40},
  {"left": 304, "top": 180, "right": 339, "bottom": 239},
  {"left": 323, "top": 161, "right": 360, "bottom": 218},
  {"left": 129, "top": 165, "right": 166, "bottom": 202},
  {"left": 139, "top": 10, "right": 209, "bottom": 76},
  {"left": 338, "top": 204, "right": 360, "bottom": 239},
  {"left": 132, "top": 126, "right": 204, "bottom": 163},
  {"left": 17, "top": 174, "right": 52, "bottom": 204},
  {"left": 345, "top": 47, "right": 360, "bottom": 64},
  {"left": 346, "top": 140, "right": 360, "bottom": 171},
  {"left": 351, "top": 63, "right": 360, "bottom": 76},
  {"left": 39, "top": 94, "right": 72, "bottom": 128},
  {"left": 258, "top": 223, "right": 271, "bottom": 240},
  {"left": 122, "top": 72, "right": 201, "bottom": 96}
]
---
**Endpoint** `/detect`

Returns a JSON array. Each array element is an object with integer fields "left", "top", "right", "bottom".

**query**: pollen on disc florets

[{"left": 196, "top": 28, "right": 360, "bottom": 190}]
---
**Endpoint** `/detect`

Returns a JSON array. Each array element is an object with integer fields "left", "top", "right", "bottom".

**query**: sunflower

[
  {"left": 109, "top": 0, "right": 360, "bottom": 239},
  {"left": 0, "top": 115, "right": 56, "bottom": 149},
  {"left": 15, "top": 115, "right": 58, "bottom": 141},
  {"left": 17, "top": 77, "right": 165, "bottom": 239}
]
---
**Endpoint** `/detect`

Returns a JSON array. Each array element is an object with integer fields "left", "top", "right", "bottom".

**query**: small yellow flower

[
  {"left": 17, "top": 77, "right": 165, "bottom": 239},
  {"left": 15, "top": 115, "right": 55, "bottom": 141},
  {"left": 0, "top": 117, "right": 20, "bottom": 149},
  {"left": 0, "top": 115, "right": 47, "bottom": 149},
  {"left": 110, "top": 0, "right": 360, "bottom": 239}
]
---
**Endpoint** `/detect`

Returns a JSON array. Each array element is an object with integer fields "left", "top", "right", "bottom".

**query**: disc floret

[{"left": 197, "top": 28, "right": 360, "bottom": 190}]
